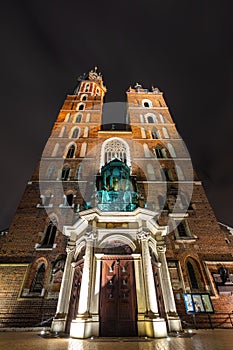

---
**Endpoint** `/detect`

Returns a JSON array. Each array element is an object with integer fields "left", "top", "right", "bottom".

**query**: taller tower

[{"left": 1, "top": 69, "right": 233, "bottom": 338}]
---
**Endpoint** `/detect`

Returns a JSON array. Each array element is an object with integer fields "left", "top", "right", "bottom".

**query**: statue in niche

[{"left": 96, "top": 159, "right": 139, "bottom": 211}]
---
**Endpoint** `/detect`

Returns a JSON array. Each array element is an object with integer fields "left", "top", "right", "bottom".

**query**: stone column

[
  {"left": 138, "top": 232, "right": 159, "bottom": 316},
  {"left": 70, "top": 233, "right": 95, "bottom": 338},
  {"left": 157, "top": 244, "right": 182, "bottom": 332},
  {"left": 51, "top": 241, "right": 76, "bottom": 333},
  {"left": 76, "top": 236, "right": 94, "bottom": 316},
  {"left": 138, "top": 231, "right": 167, "bottom": 338}
]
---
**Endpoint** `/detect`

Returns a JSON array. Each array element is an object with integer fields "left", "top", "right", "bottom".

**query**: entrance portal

[{"left": 100, "top": 256, "right": 137, "bottom": 336}]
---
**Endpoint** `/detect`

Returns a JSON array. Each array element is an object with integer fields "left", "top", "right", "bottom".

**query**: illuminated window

[
  {"left": 66, "top": 144, "right": 75, "bottom": 158},
  {"left": 74, "top": 113, "right": 82, "bottom": 123},
  {"left": 142, "top": 99, "right": 152, "bottom": 108},
  {"left": 70, "top": 127, "right": 79, "bottom": 139},
  {"left": 76, "top": 103, "right": 85, "bottom": 111}
]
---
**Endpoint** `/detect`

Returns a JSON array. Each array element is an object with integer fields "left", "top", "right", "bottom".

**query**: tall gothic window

[
  {"left": 41, "top": 219, "right": 57, "bottom": 247},
  {"left": 187, "top": 261, "right": 199, "bottom": 289},
  {"left": 61, "top": 165, "right": 70, "bottom": 180},
  {"left": 66, "top": 144, "right": 75, "bottom": 158},
  {"left": 30, "top": 263, "right": 45, "bottom": 293},
  {"left": 104, "top": 139, "right": 127, "bottom": 164}
]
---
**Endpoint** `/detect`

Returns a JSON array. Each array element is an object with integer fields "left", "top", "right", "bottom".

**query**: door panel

[{"left": 100, "top": 256, "right": 137, "bottom": 336}]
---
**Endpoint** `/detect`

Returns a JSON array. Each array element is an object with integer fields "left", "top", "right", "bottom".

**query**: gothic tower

[{"left": 1, "top": 68, "right": 233, "bottom": 337}]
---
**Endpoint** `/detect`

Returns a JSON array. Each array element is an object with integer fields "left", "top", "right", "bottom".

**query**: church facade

[{"left": 1, "top": 68, "right": 233, "bottom": 338}]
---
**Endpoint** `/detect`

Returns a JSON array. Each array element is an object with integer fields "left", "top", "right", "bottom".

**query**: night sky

[{"left": 0, "top": 1, "right": 233, "bottom": 230}]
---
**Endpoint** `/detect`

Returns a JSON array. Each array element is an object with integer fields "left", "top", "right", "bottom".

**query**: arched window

[
  {"left": 76, "top": 103, "right": 85, "bottom": 111},
  {"left": 142, "top": 99, "right": 152, "bottom": 108},
  {"left": 162, "top": 127, "right": 170, "bottom": 139},
  {"left": 104, "top": 139, "right": 127, "bottom": 164},
  {"left": 143, "top": 143, "right": 151, "bottom": 157},
  {"left": 61, "top": 165, "right": 70, "bottom": 180},
  {"left": 30, "top": 263, "right": 45, "bottom": 293},
  {"left": 177, "top": 221, "right": 188, "bottom": 237},
  {"left": 66, "top": 193, "right": 73, "bottom": 207},
  {"left": 59, "top": 126, "right": 66, "bottom": 137},
  {"left": 81, "top": 94, "right": 87, "bottom": 101},
  {"left": 147, "top": 164, "right": 155, "bottom": 180},
  {"left": 187, "top": 261, "right": 199, "bottom": 289},
  {"left": 186, "top": 258, "right": 205, "bottom": 291},
  {"left": 167, "top": 143, "right": 176, "bottom": 158},
  {"left": 80, "top": 142, "right": 87, "bottom": 157},
  {"left": 148, "top": 116, "right": 154, "bottom": 123},
  {"left": 145, "top": 113, "right": 157, "bottom": 123},
  {"left": 52, "top": 143, "right": 60, "bottom": 157},
  {"left": 154, "top": 146, "right": 164, "bottom": 158},
  {"left": 74, "top": 113, "right": 82, "bottom": 123},
  {"left": 70, "top": 127, "right": 79, "bottom": 139},
  {"left": 66, "top": 144, "right": 75, "bottom": 158},
  {"left": 42, "top": 219, "right": 57, "bottom": 247},
  {"left": 85, "top": 83, "right": 90, "bottom": 92},
  {"left": 151, "top": 128, "right": 159, "bottom": 139}
]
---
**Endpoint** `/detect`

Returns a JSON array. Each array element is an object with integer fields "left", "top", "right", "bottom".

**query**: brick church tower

[{"left": 1, "top": 68, "right": 233, "bottom": 338}]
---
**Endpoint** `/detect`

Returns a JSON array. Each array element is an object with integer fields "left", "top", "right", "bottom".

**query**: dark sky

[{"left": 0, "top": 1, "right": 233, "bottom": 230}]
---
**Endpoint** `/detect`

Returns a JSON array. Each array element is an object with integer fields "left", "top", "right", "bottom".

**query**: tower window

[
  {"left": 147, "top": 116, "right": 154, "bottom": 123},
  {"left": 81, "top": 94, "right": 87, "bottom": 101},
  {"left": 43, "top": 193, "right": 52, "bottom": 207},
  {"left": 66, "top": 193, "right": 74, "bottom": 207},
  {"left": 41, "top": 220, "right": 57, "bottom": 248},
  {"left": 74, "top": 113, "right": 82, "bottom": 123},
  {"left": 85, "top": 84, "right": 90, "bottom": 92},
  {"left": 142, "top": 99, "right": 152, "bottom": 108},
  {"left": 66, "top": 144, "right": 75, "bottom": 158},
  {"left": 177, "top": 221, "right": 188, "bottom": 237},
  {"left": 61, "top": 165, "right": 70, "bottom": 180},
  {"left": 70, "top": 127, "right": 79, "bottom": 139},
  {"left": 154, "top": 146, "right": 164, "bottom": 158},
  {"left": 151, "top": 128, "right": 159, "bottom": 139},
  {"left": 77, "top": 103, "right": 85, "bottom": 111},
  {"left": 30, "top": 263, "right": 45, "bottom": 294}
]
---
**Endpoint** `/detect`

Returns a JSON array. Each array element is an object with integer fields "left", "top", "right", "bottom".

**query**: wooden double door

[{"left": 99, "top": 256, "right": 137, "bottom": 337}]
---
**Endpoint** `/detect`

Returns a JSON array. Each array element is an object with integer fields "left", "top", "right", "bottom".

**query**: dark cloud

[{"left": 0, "top": 1, "right": 233, "bottom": 229}]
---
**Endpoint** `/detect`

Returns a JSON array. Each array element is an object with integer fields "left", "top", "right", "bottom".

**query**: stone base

[
  {"left": 167, "top": 317, "right": 182, "bottom": 332},
  {"left": 138, "top": 317, "right": 167, "bottom": 338},
  {"left": 70, "top": 318, "right": 99, "bottom": 339},
  {"left": 51, "top": 318, "right": 66, "bottom": 333}
]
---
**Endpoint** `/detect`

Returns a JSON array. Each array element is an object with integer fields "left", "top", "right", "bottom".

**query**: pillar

[
  {"left": 157, "top": 244, "right": 182, "bottom": 332},
  {"left": 70, "top": 234, "right": 95, "bottom": 338},
  {"left": 138, "top": 231, "right": 167, "bottom": 338},
  {"left": 51, "top": 241, "right": 76, "bottom": 333}
]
